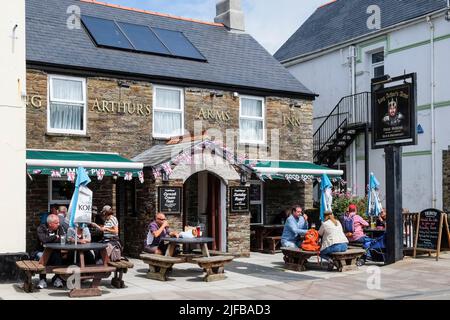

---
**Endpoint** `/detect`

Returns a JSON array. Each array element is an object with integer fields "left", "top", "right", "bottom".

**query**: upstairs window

[
  {"left": 153, "top": 86, "right": 184, "bottom": 139},
  {"left": 372, "top": 51, "right": 385, "bottom": 78},
  {"left": 48, "top": 75, "right": 87, "bottom": 135},
  {"left": 239, "top": 96, "right": 265, "bottom": 144}
]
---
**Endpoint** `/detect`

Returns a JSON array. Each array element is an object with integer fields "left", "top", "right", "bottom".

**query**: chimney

[{"left": 214, "top": 0, "right": 245, "bottom": 32}]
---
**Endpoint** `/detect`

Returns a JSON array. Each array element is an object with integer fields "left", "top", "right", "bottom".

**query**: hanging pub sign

[
  {"left": 230, "top": 187, "right": 250, "bottom": 213},
  {"left": 413, "top": 209, "right": 450, "bottom": 261},
  {"left": 158, "top": 187, "right": 182, "bottom": 214},
  {"left": 371, "top": 73, "right": 417, "bottom": 149}
]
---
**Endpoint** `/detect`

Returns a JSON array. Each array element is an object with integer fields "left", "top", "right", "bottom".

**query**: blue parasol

[
  {"left": 366, "top": 172, "right": 383, "bottom": 217},
  {"left": 69, "top": 167, "right": 91, "bottom": 228},
  {"left": 320, "top": 173, "right": 333, "bottom": 221}
]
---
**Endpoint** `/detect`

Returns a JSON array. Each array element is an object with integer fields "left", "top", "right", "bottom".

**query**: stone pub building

[{"left": 24, "top": 0, "right": 340, "bottom": 258}]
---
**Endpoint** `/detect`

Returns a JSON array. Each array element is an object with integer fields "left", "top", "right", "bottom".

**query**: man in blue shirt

[{"left": 281, "top": 206, "right": 309, "bottom": 248}]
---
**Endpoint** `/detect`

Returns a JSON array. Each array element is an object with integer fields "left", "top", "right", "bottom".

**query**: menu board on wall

[
  {"left": 158, "top": 187, "right": 182, "bottom": 214},
  {"left": 414, "top": 208, "right": 450, "bottom": 261},
  {"left": 230, "top": 187, "right": 250, "bottom": 213}
]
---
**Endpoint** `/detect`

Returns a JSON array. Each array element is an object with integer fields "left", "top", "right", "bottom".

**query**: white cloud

[{"left": 106, "top": 0, "right": 331, "bottom": 54}]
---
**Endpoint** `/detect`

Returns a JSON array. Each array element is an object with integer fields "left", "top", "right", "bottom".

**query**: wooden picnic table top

[
  {"left": 43, "top": 243, "right": 108, "bottom": 251},
  {"left": 161, "top": 237, "right": 214, "bottom": 244}
]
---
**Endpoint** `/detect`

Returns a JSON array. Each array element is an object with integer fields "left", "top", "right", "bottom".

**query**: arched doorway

[{"left": 183, "top": 171, "right": 227, "bottom": 251}]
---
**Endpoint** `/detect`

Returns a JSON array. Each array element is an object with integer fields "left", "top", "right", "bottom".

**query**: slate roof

[
  {"left": 274, "top": 0, "right": 448, "bottom": 62},
  {"left": 26, "top": 0, "right": 314, "bottom": 98}
]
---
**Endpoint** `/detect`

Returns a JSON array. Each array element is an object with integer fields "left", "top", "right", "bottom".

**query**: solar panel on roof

[
  {"left": 81, "top": 16, "right": 133, "bottom": 50},
  {"left": 116, "top": 22, "right": 171, "bottom": 55},
  {"left": 152, "top": 27, "right": 206, "bottom": 61}
]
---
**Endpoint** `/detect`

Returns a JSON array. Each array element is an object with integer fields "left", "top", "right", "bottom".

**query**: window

[
  {"left": 371, "top": 51, "right": 385, "bottom": 79},
  {"left": 239, "top": 96, "right": 265, "bottom": 144},
  {"left": 48, "top": 75, "right": 87, "bottom": 135},
  {"left": 49, "top": 178, "right": 75, "bottom": 208},
  {"left": 250, "top": 181, "right": 264, "bottom": 225},
  {"left": 153, "top": 86, "right": 184, "bottom": 139}
]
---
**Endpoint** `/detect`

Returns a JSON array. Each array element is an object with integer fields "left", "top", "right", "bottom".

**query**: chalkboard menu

[
  {"left": 414, "top": 208, "right": 450, "bottom": 261},
  {"left": 230, "top": 187, "right": 250, "bottom": 212},
  {"left": 158, "top": 187, "right": 182, "bottom": 214}
]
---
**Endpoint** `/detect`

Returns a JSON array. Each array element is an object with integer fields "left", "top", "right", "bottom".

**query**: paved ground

[{"left": 2, "top": 252, "right": 450, "bottom": 300}]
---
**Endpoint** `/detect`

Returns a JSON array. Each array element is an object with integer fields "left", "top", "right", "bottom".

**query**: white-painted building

[
  {"left": 275, "top": 0, "right": 450, "bottom": 212},
  {"left": 0, "top": 1, "right": 26, "bottom": 256}
]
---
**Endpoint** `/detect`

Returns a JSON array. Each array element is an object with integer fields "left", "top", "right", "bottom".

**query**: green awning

[
  {"left": 245, "top": 160, "right": 343, "bottom": 181},
  {"left": 27, "top": 150, "right": 144, "bottom": 178}
]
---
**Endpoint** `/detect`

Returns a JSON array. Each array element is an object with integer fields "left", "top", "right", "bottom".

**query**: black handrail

[{"left": 313, "top": 92, "right": 371, "bottom": 160}]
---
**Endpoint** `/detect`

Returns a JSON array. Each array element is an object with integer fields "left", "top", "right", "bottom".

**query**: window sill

[{"left": 46, "top": 132, "right": 91, "bottom": 139}]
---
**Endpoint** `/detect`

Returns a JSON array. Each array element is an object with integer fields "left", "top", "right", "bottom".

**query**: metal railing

[{"left": 313, "top": 92, "right": 371, "bottom": 160}]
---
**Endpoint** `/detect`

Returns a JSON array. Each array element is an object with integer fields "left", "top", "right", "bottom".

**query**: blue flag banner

[
  {"left": 367, "top": 172, "right": 383, "bottom": 217},
  {"left": 320, "top": 173, "right": 333, "bottom": 221},
  {"left": 68, "top": 167, "right": 92, "bottom": 228}
]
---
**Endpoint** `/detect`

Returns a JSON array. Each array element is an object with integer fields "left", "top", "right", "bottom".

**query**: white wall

[
  {"left": 0, "top": 0, "right": 26, "bottom": 253},
  {"left": 285, "top": 14, "right": 450, "bottom": 212}
]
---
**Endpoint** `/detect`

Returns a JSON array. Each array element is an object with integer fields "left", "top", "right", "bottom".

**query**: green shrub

[{"left": 331, "top": 191, "right": 368, "bottom": 220}]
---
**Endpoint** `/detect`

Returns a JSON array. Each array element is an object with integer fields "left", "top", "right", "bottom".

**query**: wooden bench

[
  {"left": 192, "top": 256, "right": 234, "bottom": 282},
  {"left": 140, "top": 254, "right": 183, "bottom": 281},
  {"left": 192, "top": 249, "right": 235, "bottom": 257},
  {"left": 52, "top": 265, "right": 116, "bottom": 297},
  {"left": 108, "top": 259, "right": 134, "bottom": 288},
  {"left": 281, "top": 247, "right": 319, "bottom": 272},
  {"left": 264, "top": 236, "right": 282, "bottom": 254},
  {"left": 329, "top": 249, "right": 366, "bottom": 272},
  {"left": 15, "top": 260, "right": 45, "bottom": 293}
]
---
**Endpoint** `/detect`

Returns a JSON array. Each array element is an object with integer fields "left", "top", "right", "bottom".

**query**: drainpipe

[
  {"left": 427, "top": 16, "right": 436, "bottom": 208},
  {"left": 349, "top": 46, "right": 357, "bottom": 195}
]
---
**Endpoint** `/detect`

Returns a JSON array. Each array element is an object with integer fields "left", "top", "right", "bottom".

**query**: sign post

[{"left": 371, "top": 73, "right": 417, "bottom": 264}]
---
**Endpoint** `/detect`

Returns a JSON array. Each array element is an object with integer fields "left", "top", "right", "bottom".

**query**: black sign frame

[
  {"left": 413, "top": 208, "right": 450, "bottom": 261},
  {"left": 230, "top": 187, "right": 250, "bottom": 213},
  {"left": 371, "top": 73, "right": 417, "bottom": 149},
  {"left": 158, "top": 186, "right": 182, "bottom": 214}
]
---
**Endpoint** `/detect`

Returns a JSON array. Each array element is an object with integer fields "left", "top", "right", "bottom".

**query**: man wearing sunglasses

[{"left": 144, "top": 212, "right": 179, "bottom": 255}]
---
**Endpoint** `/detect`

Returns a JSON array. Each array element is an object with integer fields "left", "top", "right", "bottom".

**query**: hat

[
  {"left": 348, "top": 204, "right": 357, "bottom": 212},
  {"left": 101, "top": 205, "right": 112, "bottom": 213}
]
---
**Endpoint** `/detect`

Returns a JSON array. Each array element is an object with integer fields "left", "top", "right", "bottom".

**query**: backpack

[
  {"left": 106, "top": 240, "right": 123, "bottom": 262},
  {"left": 301, "top": 229, "right": 321, "bottom": 252},
  {"left": 343, "top": 215, "right": 355, "bottom": 233}
]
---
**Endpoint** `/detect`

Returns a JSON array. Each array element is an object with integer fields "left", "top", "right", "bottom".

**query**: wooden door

[{"left": 207, "top": 174, "right": 221, "bottom": 251}]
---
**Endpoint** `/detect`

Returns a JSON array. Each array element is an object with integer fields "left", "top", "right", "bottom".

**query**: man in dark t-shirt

[{"left": 143, "top": 213, "right": 179, "bottom": 255}]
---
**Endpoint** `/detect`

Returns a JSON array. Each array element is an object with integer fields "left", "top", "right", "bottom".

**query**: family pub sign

[{"left": 372, "top": 76, "right": 417, "bottom": 149}]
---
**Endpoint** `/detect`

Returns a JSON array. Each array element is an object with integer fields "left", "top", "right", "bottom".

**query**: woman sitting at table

[
  {"left": 144, "top": 212, "right": 179, "bottom": 255},
  {"left": 376, "top": 209, "right": 387, "bottom": 229},
  {"left": 66, "top": 223, "right": 95, "bottom": 265},
  {"left": 318, "top": 211, "right": 348, "bottom": 267}
]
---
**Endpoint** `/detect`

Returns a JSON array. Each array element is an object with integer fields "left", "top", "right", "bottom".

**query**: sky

[{"left": 104, "top": 0, "right": 331, "bottom": 54}]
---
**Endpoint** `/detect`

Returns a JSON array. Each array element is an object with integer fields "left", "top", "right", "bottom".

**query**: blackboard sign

[
  {"left": 230, "top": 187, "right": 249, "bottom": 213},
  {"left": 414, "top": 208, "right": 450, "bottom": 261},
  {"left": 158, "top": 187, "right": 182, "bottom": 214}
]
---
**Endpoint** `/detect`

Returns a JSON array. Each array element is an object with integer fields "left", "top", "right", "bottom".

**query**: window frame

[
  {"left": 152, "top": 84, "right": 185, "bottom": 139},
  {"left": 48, "top": 177, "right": 73, "bottom": 209},
  {"left": 249, "top": 180, "right": 264, "bottom": 226},
  {"left": 239, "top": 95, "right": 266, "bottom": 145},
  {"left": 371, "top": 50, "right": 385, "bottom": 79},
  {"left": 47, "top": 74, "right": 87, "bottom": 135}
]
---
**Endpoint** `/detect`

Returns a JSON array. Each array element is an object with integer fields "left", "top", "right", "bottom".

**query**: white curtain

[
  {"left": 154, "top": 111, "right": 182, "bottom": 136},
  {"left": 50, "top": 78, "right": 84, "bottom": 131},
  {"left": 241, "top": 98, "right": 263, "bottom": 141},
  {"left": 154, "top": 88, "right": 182, "bottom": 136}
]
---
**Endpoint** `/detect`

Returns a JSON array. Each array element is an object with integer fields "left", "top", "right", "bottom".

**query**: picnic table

[
  {"left": 141, "top": 237, "right": 234, "bottom": 281},
  {"left": 364, "top": 228, "right": 385, "bottom": 239},
  {"left": 40, "top": 243, "right": 114, "bottom": 297},
  {"left": 251, "top": 224, "right": 284, "bottom": 253}
]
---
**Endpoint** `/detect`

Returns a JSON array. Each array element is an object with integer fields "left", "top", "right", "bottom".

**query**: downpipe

[
  {"left": 349, "top": 46, "right": 357, "bottom": 195},
  {"left": 427, "top": 16, "right": 436, "bottom": 208}
]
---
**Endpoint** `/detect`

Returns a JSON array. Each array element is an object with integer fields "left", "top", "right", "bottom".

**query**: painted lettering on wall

[
  {"left": 195, "top": 108, "right": 231, "bottom": 123},
  {"left": 282, "top": 114, "right": 301, "bottom": 128},
  {"left": 26, "top": 95, "right": 43, "bottom": 109},
  {"left": 91, "top": 99, "right": 151, "bottom": 116}
]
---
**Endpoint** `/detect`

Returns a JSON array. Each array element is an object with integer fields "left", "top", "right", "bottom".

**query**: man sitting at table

[
  {"left": 144, "top": 213, "right": 179, "bottom": 255},
  {"left": 35, "top": 214, "right": 65, "bottom": 289},
  {"left": 281, "top": 206, "right": 309, "bottom": 248},
  {"left": 376, "top": 209, "right": 387, "bottom": 229}
]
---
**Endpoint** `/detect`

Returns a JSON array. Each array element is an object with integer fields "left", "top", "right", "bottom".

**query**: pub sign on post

[
  {"left": 372, "top": 73, "right": 417, "bottom": 149},
  {"left": 158, "top": 187, "right": 182, "bottom": 214}
]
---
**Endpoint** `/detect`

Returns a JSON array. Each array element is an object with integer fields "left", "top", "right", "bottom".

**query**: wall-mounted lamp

[
  {"left": 118, "top": 81, "right": 130, "bottom": 88},
  {"left": 161, "top": 169, "right": 170, "bottom": 183},
  {"left": 240, "top": 171, "right": 248, "bottom": 185},
  {"left": 289, "top": 103, "right": 303, "bottom": 109},
  {"left": 233, "top": 92, "right": 239, "bottom": 98},
  {"left": 210, "top": 91, "right": 224, "bottom": 98}
]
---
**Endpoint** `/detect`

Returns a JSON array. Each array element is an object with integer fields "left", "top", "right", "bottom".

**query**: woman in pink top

[{"left": 344, "top": 204, "right": 369, "bottom": 243}]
